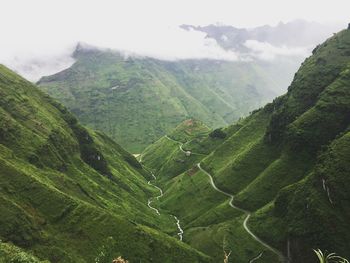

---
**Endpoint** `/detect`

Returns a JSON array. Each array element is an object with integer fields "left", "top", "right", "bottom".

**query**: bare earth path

[
  {"left": 197, "top": 163, "right": 287, "bottom": 263},
  {"left": 143, "top": 135, "right": 287, "bottom": 261}
]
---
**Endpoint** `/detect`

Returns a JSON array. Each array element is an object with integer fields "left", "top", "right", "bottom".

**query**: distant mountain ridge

[
  {"left": 36, "top": 21, "right": 341, "bottom": 152},
  {"left": 1, "top": 23, "right": 349, "bottom": 263},
  {"left": 141, "top": 27, "right": 350, "bottom": 262},
  {"left": 38, "top": 45, "right": 284, "bottom": 152},
  {"left": 181, "top": 20, "right": 341, "bottom": 51}
]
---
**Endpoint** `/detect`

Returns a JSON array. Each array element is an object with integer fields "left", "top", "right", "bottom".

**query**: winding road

[
  {"left": 165, "top": 135, "right": 205, "bottom": 156},
  {"left": 165, "top": 135, "right": 188, "bottom": 154},
  {"left": 249, "top": 252, "right": 264, "bottom": 263},
  {"left": 165, "top": 135, "right": 287, "bottom": 262},
  {"left": 197, "top": 163, "right": 287, "bottom": 263},
  {"left": 143, "top": 135, "right": 287, "bottom": 261}
]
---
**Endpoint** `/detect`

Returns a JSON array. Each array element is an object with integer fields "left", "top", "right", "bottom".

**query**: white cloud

[
  {"left": 0, "top": 0, "right": 348, "bottom": 80},
  {"left": 221, "top": 35, "right": 229, "bottom": 42},
  {"left": 83, "top": 27, "right": 239, "bottom": 61},
  {"left": 244, "top": 40, "right": 311, "bottom": 60},
  {"left": 1, "top": 25, "right": 240, "bottom": 81},
  {"left": 4, "top": 55, "right": 76, "bottom": 82}
]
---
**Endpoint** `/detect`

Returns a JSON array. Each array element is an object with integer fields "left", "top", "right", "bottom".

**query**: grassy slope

[
  {"left": 38, "top": 48, "right": 280, "bottom": 152},
  {"left": 141, "top": 119, "right": 211, "bottom": 182},
  {"left": 141, "top": 29, "right": 350, "bottom": 262},
  {"left": 0, "top": 241, "right": 49, "bottom": 263},
  {"left": 250, "top": 129, "right": 350, "bottom": 262},
  {"left": 0, "top": 65, "right": 211, "bottom": 263}
]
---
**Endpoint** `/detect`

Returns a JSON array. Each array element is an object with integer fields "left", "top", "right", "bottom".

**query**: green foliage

[
  {"left": 140, "top": 29, "right": 350, "bottom": 262},
  {"left": 0, "top": 241, "right": 48, "bottom": 263},
  {"left": 38, "top": 47, "right": 285, "bottom": 152},
  {"left": 141, "top": 119, "right": 212, "bottom": 182},
  {"left": 94, "top": 237, "right": 119, "bottom": 263},
  {"left": 123, "top": 154, "right": 142, "bottom": 169},
  {"left": 314, "top": 249, "right": 349, "bottom": 263},
  {"left": 1, "top": 28, "right": 350, "bottom": 263},
  {"left": 209, "top": 128, "right": 227, "bottom": 139},
  {"left": 0, "top": 65, "right": 211, "bottom": 262},
  {"left": 71, "top": 123, "right": 112, "bottom": 176}
]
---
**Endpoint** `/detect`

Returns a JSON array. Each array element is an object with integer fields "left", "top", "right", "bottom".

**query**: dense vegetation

[
  {"left": 1, "top": 26, "right": 349, "bottom": 263},
  {"left": 0, "top": 65, "right": 211, "bottom": 262},
  {"left": 142, "top": 28, "right": 350, "bottom": 262},
  {"left": 38, "top": 45, "right": 289, "bottom": 152}
]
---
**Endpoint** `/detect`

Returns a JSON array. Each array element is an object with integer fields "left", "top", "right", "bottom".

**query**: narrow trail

[
  {"left": 197, "top": 163, "right": 288, "bottom": 263},
  {"left": 143, "top": 135, "right": 287, "bottom": 261},
  {"left": 165, "top": 135, "right": 187, "bottom": 154},
  {"left": 165, "top": 135, "right": 206, "bottom": 156},
  {"left": 141, "top": 160, "right": 184, "bottom": 241},
  {"left": 249, "top": 252, "right": 264, "bottom": 263}
]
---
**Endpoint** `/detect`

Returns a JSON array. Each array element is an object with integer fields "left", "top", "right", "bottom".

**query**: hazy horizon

[{"left": 0, "top": 0, "right": 349, "bottom": 80}]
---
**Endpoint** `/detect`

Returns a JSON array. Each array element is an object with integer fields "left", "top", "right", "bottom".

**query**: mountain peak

[{"left": 72, "top": 42, "right": 100, "bottom": 58}]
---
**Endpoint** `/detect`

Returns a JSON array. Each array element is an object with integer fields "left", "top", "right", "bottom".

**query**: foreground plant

[{"left": 314, "top": 249, "right": 349, "bottom": 263}]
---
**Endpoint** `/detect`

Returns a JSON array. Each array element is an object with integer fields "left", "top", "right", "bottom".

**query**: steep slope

[
  {"left": 0, "top": 241, "right": 46, "bottom": 263},
  {"left": 141, "top": 28, "right": 350, "bottom": 262},
  {"left": 141, "top": 119, "right": 211, "bottom": 183},
  {"left": 37, "top": 45, "right": 281, "bottom": 152},
  {"left": 182, "top": 20, "right": 342, "bottom": 95},
  {"left": 0, "top": 65, "right": 211, "bottom": 262}
]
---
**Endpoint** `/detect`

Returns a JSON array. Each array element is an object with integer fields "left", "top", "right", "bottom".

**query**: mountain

[
  {"left": 141, "top": 27, "right": 350, "bottom": 262},
  {"left": 0, "top": 65, "right": 210, "bottom": 262},
  {"left": 2, "top": 24, "right": 349, "bottom": 263},
  {"left": 37, "top": 45, "right": 284, "bottom": 153},
  {"left": 181, "top": 20, "right": 341, "bottom": 51},
  {"left": 37, "top": 21, "right": 340, "bottom": 153}
]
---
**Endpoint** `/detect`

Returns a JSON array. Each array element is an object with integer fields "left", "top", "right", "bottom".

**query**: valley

[
  {"left": 144, "top": 131, "right": 286, "bottom": 261},
  {"left": 197, "top": 163, "right": 286, "bottom": 262},
  {"left": 0, "top": 8, "right": 349, "bottom": 262},
  {"left": 140, "top": 28, "right": 350, "bottom": 262},
  {"left": 37, "top": 48, "right": 282, "bottom": 153}
]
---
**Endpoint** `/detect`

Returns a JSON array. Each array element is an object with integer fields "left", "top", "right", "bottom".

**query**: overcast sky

[{"left": 0, "top": 0, "right": 349, "bottom": 80}]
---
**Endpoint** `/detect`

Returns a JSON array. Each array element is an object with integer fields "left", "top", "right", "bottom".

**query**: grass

[
  {"left": 314, "top": 249, "right": 349, "bottom": 263},
  {"left": 1, "top": 28, "right": 350, "bottom": 262},
  {"left": 0, "top": 240, "right": 49, "bottom": 263},
  {"left": 140, "top": 28, "right": 350, "bottom": 262},
  {"left": 37, "top": 47, "right": 284, "bottom": 152},
  {"left": 0, "top": 65, "right": 212, "bottom": 262}
]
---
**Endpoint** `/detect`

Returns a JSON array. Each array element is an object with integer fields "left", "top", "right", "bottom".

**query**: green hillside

[
  {"left": 141, "top": 119, "right": 210, "bottom": 182},
  {"left": 38, "top": 45, "right": 282, "bottom": 152},
  {"left": 141, "top": 28, "right": 350, "bottom": 262},
  {"left": 0, "top": 65, "right": 211, "bottom": 262}
]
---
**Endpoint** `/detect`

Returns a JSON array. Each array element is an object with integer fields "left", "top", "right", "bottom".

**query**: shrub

[
  {"left": 71, "top": 123, "right": 112, "bottom": 176},
  {"left": 314, "top": 249, "right": 349, "bottom": 263},
  {"left": 94, "top": 237, "right": 129, "bottom": 263},
  {"left": 123, "top": 154, "right": 142, "bottom": 169},
  {"left": 209, "top": 128, "right": 227, "bottom": 139}
]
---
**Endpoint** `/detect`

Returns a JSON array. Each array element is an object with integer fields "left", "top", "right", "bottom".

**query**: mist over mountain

[
  {"left": 2, "top": 26, "right": 349, "bottom": 262},
  {"left": 38, "top": 44, "right": 280, "bottom": 152},
  {"left": 1, "top": 0, "right": 350, "bottom": 262},
  {"left": 141, "top": 27, "right": 350, "bottom": 262},
  {"left": 33, "top": 20, "right": 343, "bottom": 153},
  {"left": 2, "top": 20, "right": 341, "bottom": 82},
  {"left": 182, "top": 20, "right": 342, "bottom": 50}
]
